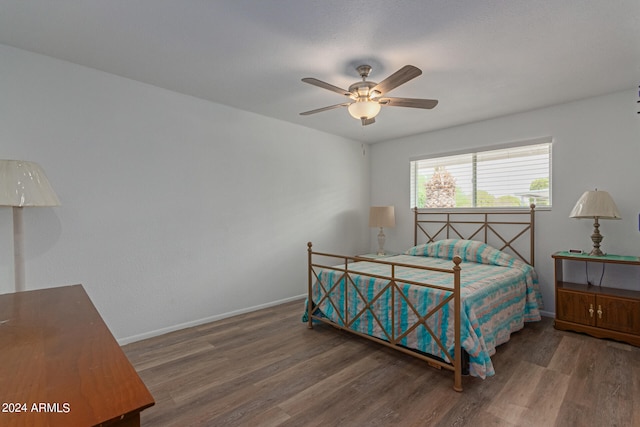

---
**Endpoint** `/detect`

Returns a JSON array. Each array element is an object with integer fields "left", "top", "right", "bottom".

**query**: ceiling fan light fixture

[
  {"left": 348, "top": 100, "right": 381, "bottom": 120},
  {"left": 300, "top": 64, "right": 437, "bottom": 125}
]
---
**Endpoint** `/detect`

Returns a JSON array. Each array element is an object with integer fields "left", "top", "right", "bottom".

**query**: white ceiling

[{"left": 1, "top": 1, "right": 638, "bottom": 143}]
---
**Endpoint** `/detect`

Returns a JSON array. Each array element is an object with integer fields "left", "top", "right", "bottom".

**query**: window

[{"left": 410, "top": 138, "right": 552, "bottom": 209}]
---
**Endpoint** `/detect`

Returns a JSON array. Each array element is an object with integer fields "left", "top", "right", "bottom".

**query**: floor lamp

[{"left": 0, "top": 160, "right": 60, "bottom": 292}]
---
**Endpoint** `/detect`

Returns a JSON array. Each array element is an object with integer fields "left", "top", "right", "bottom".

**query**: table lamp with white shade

[
  {"left": 369, "top": 206, "right": 395, "bottom": 255},
  {"left": 569, "top": 189, "right": 620, "bottom": 256},
  {"left": 0, "top": 160, "right": 60, "bottom": 292}
]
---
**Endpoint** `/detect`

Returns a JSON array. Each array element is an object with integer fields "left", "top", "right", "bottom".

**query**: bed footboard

[{"left": 306, "top": 242, "right": 464, "bottom": 392}]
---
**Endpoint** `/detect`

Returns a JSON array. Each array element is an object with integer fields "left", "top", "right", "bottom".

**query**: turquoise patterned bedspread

[{"left": 307, "top": 240, "right": 543, "bottom": 378}]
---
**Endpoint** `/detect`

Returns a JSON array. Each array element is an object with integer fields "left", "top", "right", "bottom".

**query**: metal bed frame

[{"left": 306, "top": 205, "right": 536, "bottom": 392}]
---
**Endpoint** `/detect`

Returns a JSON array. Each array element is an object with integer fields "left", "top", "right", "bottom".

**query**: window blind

[{"left": 410, "top": 138, "right": 552, "bottom": 209}]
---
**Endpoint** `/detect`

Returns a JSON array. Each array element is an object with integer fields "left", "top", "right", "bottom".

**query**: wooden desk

[{"left": 0, "top": 285, "right": 154, "bottom": 427}]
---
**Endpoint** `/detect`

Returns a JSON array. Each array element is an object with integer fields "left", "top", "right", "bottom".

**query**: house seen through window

[{"left": 410, "top": 138, "right": 552, "bottom": 209}]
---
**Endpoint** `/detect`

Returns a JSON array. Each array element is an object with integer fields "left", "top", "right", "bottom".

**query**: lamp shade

[
  {"left": 369, "top": 206, "right": 395, "bottom": 228},
  {"left": 348, "top": 100, "right": 381, "bottom": 120},
  {"left": 569, "top": 190, "right": 620, "bottom": 219},
  {"left": 0, "top": 160, "right": 60, "bottom": 207}
]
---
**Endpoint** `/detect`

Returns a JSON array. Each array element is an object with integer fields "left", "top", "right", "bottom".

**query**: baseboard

[
  {"left": 117, "top": 293, "right": 306, "bottom": 346},
  {"left": 118, "top": 296, "right": 552, "bottom": 345}
]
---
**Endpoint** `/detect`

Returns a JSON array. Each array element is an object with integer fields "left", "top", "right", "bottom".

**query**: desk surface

[{"left": 0, "top": 285, "right": 154, "bottom": 427}]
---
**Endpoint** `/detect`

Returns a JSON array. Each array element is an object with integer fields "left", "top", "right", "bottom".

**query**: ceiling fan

[{"left": 300, "top": 64, "right": 438, "bottom": 126}]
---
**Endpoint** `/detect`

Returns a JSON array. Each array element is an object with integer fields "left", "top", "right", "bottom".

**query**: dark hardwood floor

[{"left": 123, "top": 300, "right": 640, "bottom": 426}]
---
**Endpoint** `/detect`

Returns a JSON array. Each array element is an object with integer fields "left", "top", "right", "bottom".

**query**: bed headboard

[{"left": 413, "top": 204, "right": 536, "bottom": 266}]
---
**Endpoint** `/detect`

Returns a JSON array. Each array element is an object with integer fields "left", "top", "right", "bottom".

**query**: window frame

[{"left": 410, "top": 137, "right": 552, "bottom": 210}]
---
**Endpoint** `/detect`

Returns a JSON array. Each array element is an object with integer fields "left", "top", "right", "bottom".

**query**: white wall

[
  {"left": 0, "top": 44, "right": 371, "bottom": 343},
  {"left": 370, "top": 90, "right": 640, "bottom": 315}
]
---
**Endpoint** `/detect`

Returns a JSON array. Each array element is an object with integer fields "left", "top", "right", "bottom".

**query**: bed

[{"left": 305, "top": 205, "right": 542, "bottom": 392}]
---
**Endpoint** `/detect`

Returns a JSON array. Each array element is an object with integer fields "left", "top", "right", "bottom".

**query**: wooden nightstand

[{"left": 552, "top": 251, "right": 640, "bottom": 346}]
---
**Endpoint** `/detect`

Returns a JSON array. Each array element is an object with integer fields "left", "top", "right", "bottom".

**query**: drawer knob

[
  {"left": 589, "top": 304, "right": 594, "bottom": 318},
  {"left": 597, "top": 305, "right": 603, "bottom": 319}
]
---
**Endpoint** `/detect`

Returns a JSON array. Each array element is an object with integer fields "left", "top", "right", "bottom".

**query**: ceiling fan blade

[
  {"left": 361, "top": 117, "right": 376, "bottom": 126},
  {"left": 371, "top": 65, "right": 422, "bottom": 96},
  {"left": 299, "top": 103, "right": 351, "bottom": 116},
  {"left": 301, "top": 78, "right": 355, "bottom": 98},
  {"left": 378, "top": 97, "right": 438, "bottom": 109}
]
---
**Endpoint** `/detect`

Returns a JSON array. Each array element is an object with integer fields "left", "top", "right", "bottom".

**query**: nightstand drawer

[
  {"left": 597, "top": 295, "right": 640, "bottom": 335},
  {"left": 556, "top": 288, "right": 595, "bottom": 326}
]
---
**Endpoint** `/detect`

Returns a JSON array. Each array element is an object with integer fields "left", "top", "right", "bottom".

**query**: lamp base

[
  {"left": 13, "top": 207, "right": 25, "bottom": 292},
  {"left": 589, "top": 218, "right": 605, "bottom": 257},
  {"left": 377, "top": 227, "right": 386, "bottom": 256},
  {"left": 588, "top": 248, "right": 605, "bottom": 257}
]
